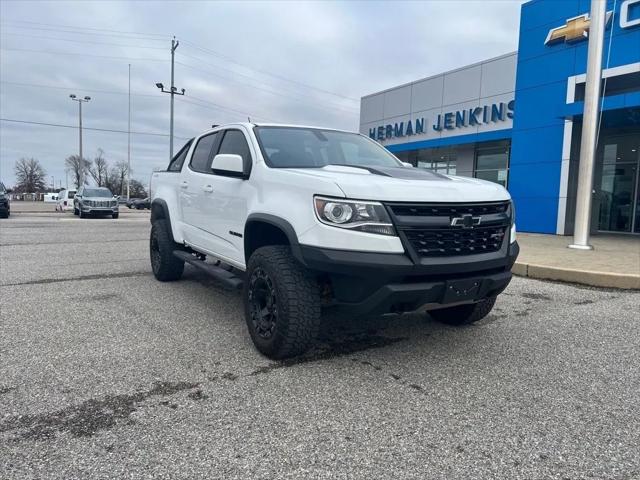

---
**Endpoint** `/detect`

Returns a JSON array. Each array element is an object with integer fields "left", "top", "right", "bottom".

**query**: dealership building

[{"left": 360, "top": 0, "right": 640, "bottom": 235}]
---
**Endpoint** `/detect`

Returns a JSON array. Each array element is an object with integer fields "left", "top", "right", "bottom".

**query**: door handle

[
  {"left": 180, "top": 181, "right": 188, "bottom": 189},
  {"left": 202, "top": 185, "right": 214, "bottom": 193}
]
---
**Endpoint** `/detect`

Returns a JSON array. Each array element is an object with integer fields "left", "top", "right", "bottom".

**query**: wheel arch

[
  {"left": 150, "top": 199, "right": 176, "bottom": 243},
  {"left": 244, "top": 214, "right": 304, "bottom": 264}
]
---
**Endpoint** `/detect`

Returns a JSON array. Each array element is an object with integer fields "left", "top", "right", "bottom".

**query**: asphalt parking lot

[{"left": 1, "top": 208, "right": 639, "bottom": 479}]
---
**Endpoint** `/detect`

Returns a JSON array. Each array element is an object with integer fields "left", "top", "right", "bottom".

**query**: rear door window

[
  {"left": 168, "top": 140, "right": 193, "bottom": 172},
  {"left": 189, "top": 133, "right": 218, "bottom": 173}
]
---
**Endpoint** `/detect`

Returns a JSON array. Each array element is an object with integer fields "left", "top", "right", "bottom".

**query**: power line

[
  {"left": 0, "top": 80, "right": 162, "bottom": 98},
  {"left": 0, "top": 118, "right": 190, "bottom": 140},
  {"left": 0, "top": 80, "right": 273, "bottom": 123},
  {"left": 1, "top": 19, "right": 167, "bottom": 38},
  {"left": 2, "top": 19, "right": 357, "bottom": 103},
  {"left": 176, "top": 61, "right": 358, "bottom": 117},
  {"left": 1, "top": 32, "right": 166, "bottom": 49},
  {"left": 177, "top": 50, "right": 359, "bottom": 113},
  {"left": 180, "top": 39, "right": 359, "bottom": 103},
  {"left": 0, "top": 47, "right": 166, "bottom": 63},
  {"left": 0, "top": 22, "right": 167, "bottom": 41}
]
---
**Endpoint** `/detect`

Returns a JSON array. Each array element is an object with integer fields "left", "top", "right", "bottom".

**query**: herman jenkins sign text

[{"left": 368, "top": 100, "right": 514, "bottom": 142}]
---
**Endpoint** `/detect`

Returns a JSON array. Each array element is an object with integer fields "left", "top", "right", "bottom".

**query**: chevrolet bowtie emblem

[{"left": 545, "top": 12, "right": 613, "bottom": 45}]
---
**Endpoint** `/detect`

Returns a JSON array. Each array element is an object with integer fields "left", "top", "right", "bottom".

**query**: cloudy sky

[{"left": 0, "top": 0, "right": 524, "bottom": 189}]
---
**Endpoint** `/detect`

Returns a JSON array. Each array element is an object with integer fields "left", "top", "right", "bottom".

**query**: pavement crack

[
  {"left": 1, "top": 271, "right": 151, "bottom": 287},
  {"left": 0, "top": 381, "right": 199, "bottom": 442}
]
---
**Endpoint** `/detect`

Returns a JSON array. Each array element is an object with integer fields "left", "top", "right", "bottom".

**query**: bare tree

[
  {"left": 89, "top": 149, "right": 108, "bottom": 187},
  {"left": 113, "top": 161, "right": 129, "bottom": 196},
  {"left": 129, "top": 179, "right": 148, "bottom": 198},
  {"left": 65, "top": 154, "right": 92, "bottom": 188},
  {"left": 14, "top": 158, "right": 47, "bottom": 193},
  {"left": 105, "top": 161, "right": 129, "bottom": 196}
]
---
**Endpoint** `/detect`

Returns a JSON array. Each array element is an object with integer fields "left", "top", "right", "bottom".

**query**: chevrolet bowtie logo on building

[
  {"left": 450, "top": 214, "right": 481, "bottom": 229},
  {"left": 545, "top": 11, "right": 613, "bottom": 45}
]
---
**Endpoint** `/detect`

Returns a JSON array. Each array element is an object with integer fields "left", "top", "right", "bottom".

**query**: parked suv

[
  {"left": 74, "top": 186, "right": 119, "bottom": 218},
  {"left": 0, "top": 181, "right": 9, "bottom": 218},
  {"left": 55, "top": 189, "right": 77, "bottom": 212},
  {"left": 150, "top": 123, "right": 519, "bottom": 358}
]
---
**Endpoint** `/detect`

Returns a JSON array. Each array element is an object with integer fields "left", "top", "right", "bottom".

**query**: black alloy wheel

[{"left": 248, "top": 267, "right": 278, "bottom": 339}]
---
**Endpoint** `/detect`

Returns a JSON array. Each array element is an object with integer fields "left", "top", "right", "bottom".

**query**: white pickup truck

[{"left": 150, "top": 123, "right": 519, "bottom": 359}]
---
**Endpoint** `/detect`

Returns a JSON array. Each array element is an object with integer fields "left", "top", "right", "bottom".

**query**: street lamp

[{"left": 69, "top": 94, "right": 91, "bottom": 186}]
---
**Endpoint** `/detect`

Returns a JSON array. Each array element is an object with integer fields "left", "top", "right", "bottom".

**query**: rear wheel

[
  {"left": 429, "top": 296, "right": 497, "bottom": 326},
  {"left": 244, "top": 246, "right": 321, "bottom": 359},
  {"left": 150, "top": 219, "right": 184, "bottom": 281}
]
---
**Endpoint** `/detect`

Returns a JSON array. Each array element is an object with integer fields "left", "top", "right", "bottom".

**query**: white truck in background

[{"left": 150, "top": 123, "right": 519, "bottom": 359}]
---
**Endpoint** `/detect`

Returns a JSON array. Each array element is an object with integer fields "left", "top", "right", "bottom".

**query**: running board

[{"left": 173, "top": 250, "right": 243, "bottom": 289}]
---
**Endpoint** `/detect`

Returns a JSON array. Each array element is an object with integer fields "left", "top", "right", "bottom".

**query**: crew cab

[{"left": 150, "top": 123, "right": 519, "bottom": 359}]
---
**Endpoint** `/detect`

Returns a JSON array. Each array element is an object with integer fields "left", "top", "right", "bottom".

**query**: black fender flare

[
  {"left": 244, "top": 213, "right": 304, "bottom": 264},
  {"left": 150, "top": 199, "right": 176, "bottom": 243}
]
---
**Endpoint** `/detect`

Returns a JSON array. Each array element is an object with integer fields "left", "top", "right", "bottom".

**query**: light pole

[
  {"left": 127, "top": 63, "right": 131, "bottom": 200},
  {"left": 156, "top": 37, "right": 185, "bottom": 161},
  {"left": 69, "top": 94, "right": 91, "bottom": 187}
]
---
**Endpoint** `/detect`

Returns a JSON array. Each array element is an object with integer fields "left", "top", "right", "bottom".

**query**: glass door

[{"left": 596, "top": 134, "right": 640, "bottom": 233}]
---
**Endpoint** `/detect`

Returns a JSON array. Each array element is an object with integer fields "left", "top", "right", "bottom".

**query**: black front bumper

[
  {"left": 0, "top": 200, "right": 9, "bottom": 216},
  {"left": 297, "top": 241, "right": 519, "bottom": 317}
]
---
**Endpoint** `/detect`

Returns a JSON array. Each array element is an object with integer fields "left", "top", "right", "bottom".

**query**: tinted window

[
  {"left": 217, "top": 130, "right": 251, "bottom": 164},
  {"left": 190, "top": 133, "right": 218, "bottom": 173},
  {"left": 254, "top": 127, "right": 401, "bottom": 168},
  {"left": 168, "top": 140, "right": 192, "bottom": 172}
]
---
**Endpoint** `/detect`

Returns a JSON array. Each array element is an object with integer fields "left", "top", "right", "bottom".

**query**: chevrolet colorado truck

[{"left": 150, "top": 123, "right": 519, "bottom": 359}]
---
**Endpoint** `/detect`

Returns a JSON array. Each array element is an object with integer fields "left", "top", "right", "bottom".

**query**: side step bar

[{"left": 173, "top": 250, "right": 243, "bottom": 289}]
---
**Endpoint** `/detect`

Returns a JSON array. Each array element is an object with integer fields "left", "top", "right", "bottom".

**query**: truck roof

[{"left": 203, "top": 122, "right": 358, "bottom": 136}]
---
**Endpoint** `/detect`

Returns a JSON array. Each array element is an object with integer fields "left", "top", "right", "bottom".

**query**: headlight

[{"left": 314, "top": 196, "right": 396, "bottom": 236}]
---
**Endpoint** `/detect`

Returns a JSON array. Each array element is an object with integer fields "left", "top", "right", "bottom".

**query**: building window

[{"left": 474, "top": 141, "right": 510, "bottom": 187}]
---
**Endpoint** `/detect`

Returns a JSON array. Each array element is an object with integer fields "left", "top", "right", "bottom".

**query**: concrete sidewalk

[{"left": 514, "top": 233, "right": 640, "bottom": 289}]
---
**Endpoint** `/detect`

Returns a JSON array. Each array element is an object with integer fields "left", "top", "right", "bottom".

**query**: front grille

[
  {"left": 386, "top": 201, "right": 511, "bottom": 258},
  {"left": 389, "top": 202, "right": 508, "bottom": 217},
  {"left": 403, "top": 226, "right": 507, "bottom": 257}
]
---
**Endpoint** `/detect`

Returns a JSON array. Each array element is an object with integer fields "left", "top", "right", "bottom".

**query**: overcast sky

[{"left": 0, "top": 0, "right": 524, "bottom": 189}]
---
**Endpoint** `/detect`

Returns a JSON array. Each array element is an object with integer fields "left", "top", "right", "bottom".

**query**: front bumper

[
  {"left": 0, "top": 201, "right": 9, "bottom": 215},
  {"left": 80, "top": 205, "right": 118, "bottom": 214},
  {"left": 297, "top": 241, "right": 519, "bottom": 317}
]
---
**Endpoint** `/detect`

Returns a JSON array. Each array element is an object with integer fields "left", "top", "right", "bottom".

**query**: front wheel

[
  {"left": 73, "top": 206, "right": 79, "bottom": 215},
  {"left": 78, "top": 208, "right": 85, "bottom": 219},
  {"left": 243, "top": 246, "right": 321, "bottom": 359},
  {"left": 429, "top": 296, "right": 497, "bottom": 326},
  {"left": 112, "top": 213, "right": 119, "bottom": 219},
  {"left": 150, "top": 219, "right": 184, "bottom": 281}
]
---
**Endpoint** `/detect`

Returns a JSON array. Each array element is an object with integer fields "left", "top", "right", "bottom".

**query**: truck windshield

[
  {"left": 254, "top": 126, "right": 402, "bottom": 169},
  {"left": 84, "top": 188, "right": 112, "bottom": 197}
]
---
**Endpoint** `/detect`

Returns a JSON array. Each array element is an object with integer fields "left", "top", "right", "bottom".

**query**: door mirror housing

[{"left": 211, "top": 154, "right": 249, "bottom": 179}]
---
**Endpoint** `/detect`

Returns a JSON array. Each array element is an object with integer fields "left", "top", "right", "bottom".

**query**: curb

[{"left": 513, "top": 262, "right": 640, "bottom": 290}]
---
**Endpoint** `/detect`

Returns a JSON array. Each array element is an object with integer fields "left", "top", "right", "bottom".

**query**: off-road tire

[
  {"left": 429, "top": 296, "right": 497, "bottom": 326},
  {"left": 150, "top": 219, "right": 184, "bottom": 281},
  {"left": 244, "top": 245, "right": 321, "bottom": 359}
]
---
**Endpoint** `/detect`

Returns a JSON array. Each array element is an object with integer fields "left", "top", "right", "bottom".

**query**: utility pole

[
  {"left": 69, "top": 94, "right": 91, "bottom": 187},
  {"left": 569, "top": 0, "right": 606, "bottom": 250},
  {"left": 156, "top": 37, "right": 185, "bottom": 161},
  {"left": 127, "top": 63, "right": 131, "bottom": 200}
]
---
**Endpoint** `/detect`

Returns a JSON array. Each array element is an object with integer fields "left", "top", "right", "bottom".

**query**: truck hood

[{"left": 284, "top": 165, "right": 510, "bottom": 203}]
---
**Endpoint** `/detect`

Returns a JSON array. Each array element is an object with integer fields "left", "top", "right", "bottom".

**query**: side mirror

[
  {"left": 211, "top": 154, "right": 249, "bottom": 179},
  {"left": 402, "top": 162, "right": 413, "bottom": 168}
]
